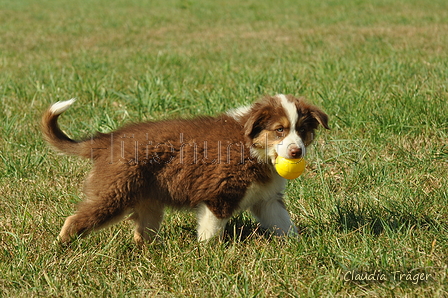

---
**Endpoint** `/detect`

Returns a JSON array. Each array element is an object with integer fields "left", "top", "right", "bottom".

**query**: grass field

[{"left": 1, "top": 0, "right": 447, "bottom": 296}]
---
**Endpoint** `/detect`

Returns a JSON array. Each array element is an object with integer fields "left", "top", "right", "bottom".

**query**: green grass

[{"left": 1, "top": 0, "right": 447, "bottom": 296}]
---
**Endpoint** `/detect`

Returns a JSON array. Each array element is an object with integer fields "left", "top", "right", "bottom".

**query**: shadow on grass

[
  {"left": 330, "top": 200, "right": 445, "bottom": 235},
  {"left": 222, "top": 216, "right": 265, "bottom": 242},
  {"left": 221, "top": 215, "right": 309, "bottom": 243},
  {"left": 176, "top": 200, "right": 446, "bottom": 244}
]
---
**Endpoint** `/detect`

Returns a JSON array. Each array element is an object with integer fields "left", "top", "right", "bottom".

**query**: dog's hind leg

[
  {"left": 130, "top": 200, "right": 164, "bottom": 245},
  {"left": 58, "top": 194, "right": 131, "bottom": 244}
]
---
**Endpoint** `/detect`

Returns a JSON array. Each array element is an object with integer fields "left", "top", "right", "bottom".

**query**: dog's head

[{"left": 243, "top": 94, "right": 329, "bottom": 163}]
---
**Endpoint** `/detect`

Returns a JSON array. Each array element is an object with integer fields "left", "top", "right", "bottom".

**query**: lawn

[{"left": 1, "top": 0, "right": 447, "bottom": 296}]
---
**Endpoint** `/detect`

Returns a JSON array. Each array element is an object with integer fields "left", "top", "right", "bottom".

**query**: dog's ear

[
  {"left": 311, "top": 107, "right": 330, "bottom": 130},
  {"left": 243, "top": 107, "right": 270, "bottom": 142},
  {"left": 290, "top": 95, "right": 329, "bottom": 130}
]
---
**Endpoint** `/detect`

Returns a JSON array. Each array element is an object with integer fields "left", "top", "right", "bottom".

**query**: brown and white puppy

[{"left": 42, "top": 94, "right": 329, "bottom": 244}]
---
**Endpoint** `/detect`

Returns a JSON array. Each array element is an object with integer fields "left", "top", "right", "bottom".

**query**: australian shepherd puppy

[{"left": 42, "top": 94, "right": 329, "bottom": 244}]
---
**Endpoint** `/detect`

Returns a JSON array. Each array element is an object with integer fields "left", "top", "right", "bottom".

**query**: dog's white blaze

[
  {"left": 278, "top": 94, "right": 298, "bottom": 125},
  {"left": 50, "top": 98, "right": 76, "bottom": 115},
  {"left": 276, "top": 94, "right": 306, "bottom": 158}
]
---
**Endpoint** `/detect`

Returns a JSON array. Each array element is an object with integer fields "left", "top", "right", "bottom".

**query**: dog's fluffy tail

[{"left": 41, "top": 99, "right": 91, "bottom": 158}]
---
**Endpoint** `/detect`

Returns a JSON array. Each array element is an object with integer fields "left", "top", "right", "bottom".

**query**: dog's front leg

[
  {"left": 196, "top": 203, "right": 229, "bottom": 241},
  {"left": 250, "top": 198, "right": 298, "bottom": 236}
]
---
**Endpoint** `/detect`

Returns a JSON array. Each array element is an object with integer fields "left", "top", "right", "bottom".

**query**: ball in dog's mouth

[{"left": 275, "top": 156, "right": 306, "bottom": 179}]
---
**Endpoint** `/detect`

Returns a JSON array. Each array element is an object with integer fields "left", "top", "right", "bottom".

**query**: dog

[{"left": 42, "top": 94, "right": 329, "bottom": 244}]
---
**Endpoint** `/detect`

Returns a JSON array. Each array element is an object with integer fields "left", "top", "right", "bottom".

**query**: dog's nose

[{"left": 288, "top": 146, "right": 302, "bottom": 159}]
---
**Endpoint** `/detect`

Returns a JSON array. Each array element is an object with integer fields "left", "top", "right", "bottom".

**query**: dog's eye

[
  {"left": 297, "top": 127, "right": 307, "bottom": 134},
  {"left": 276, "top": 127, "right": 284, "bottom": 132}
]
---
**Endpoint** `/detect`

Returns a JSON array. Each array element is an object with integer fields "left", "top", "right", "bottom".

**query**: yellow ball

[{"left": 275, "top": 156, "right": 306, "bottom": 179}]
